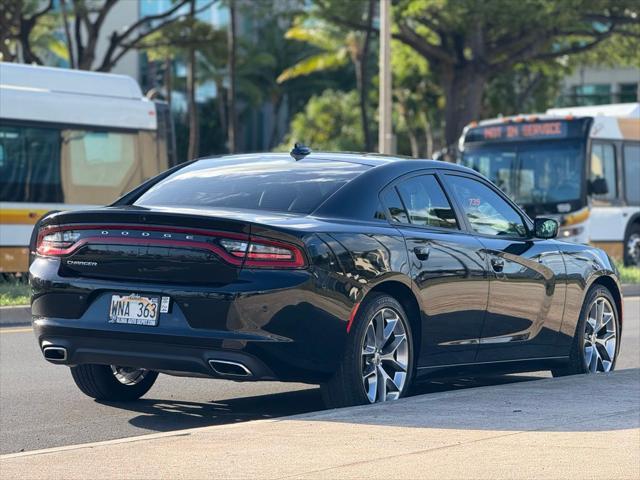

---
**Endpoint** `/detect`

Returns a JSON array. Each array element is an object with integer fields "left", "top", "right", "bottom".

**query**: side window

[
  {"left": 395, "top": 175, "right": 458, "bottom": 229},
  {"left": 446, "top": 175, "right": 528, "bottom": 238},
  {"left": 64, "top": 130, "right": 137, "bottom": 188},
  {"left": 61, "top": 129, "right": 139, "bottom": 204},
  {"left": 590, "top": 142, "right": 617, "bottom": 201},
  {"left": 380, "top": 188, "right": 409, "bottom": 223},
  {"left": 0, "top": 123, "right": 63, "bottom": 203},
  {"left": 624, "top": 143, "right": 640, "bottom": 206}
]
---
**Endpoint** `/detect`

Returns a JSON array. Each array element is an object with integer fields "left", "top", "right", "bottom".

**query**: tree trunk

[
  {"left": 441, "top": 64, "right": 487, "bottom": 156},
  {"left": 421, "top": 112, "right": 434, "bottom": 158},
  {"left": 358, "top": 0, "right": 375, "bottom": 152},
  {"left": 19, "top": 17, "right": 43, "bottom": 65},
  {"left": 186, "top": 0, "right": 199, "bottom": 160},
  {"left": 267, "top": 94, "right": 282, "bottom": 150},
  {"left": 164, "top": 56, "right": 172, "bottom": 109},
  {"left": 59, "top": 0, "right": 76, "bottom": 68},
  {"left": 216, "top": 81, "right": 227, "bottom": 143},
  {"left": 227, "top": 0, "right": 238, "bottom": 153}
]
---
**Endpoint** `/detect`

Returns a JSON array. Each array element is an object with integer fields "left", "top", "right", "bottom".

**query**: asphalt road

[{"left": 1, "top": 297, "right": 638, "bottom": 455}]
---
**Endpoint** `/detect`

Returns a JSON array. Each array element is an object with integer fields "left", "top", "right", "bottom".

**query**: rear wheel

[
  {"left": 321, "top": 293, "right": 414, "bottom": 408},
  {"left": 552, "top": 286, "right": 619, "bottom": 377},
  {"left": 70, "top": 364, "right": 158, "bottom": 401}
]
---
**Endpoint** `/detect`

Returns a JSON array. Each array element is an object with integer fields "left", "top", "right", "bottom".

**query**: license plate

[{"left": 109, "top": 294, "right": 159, "bottom": 326}]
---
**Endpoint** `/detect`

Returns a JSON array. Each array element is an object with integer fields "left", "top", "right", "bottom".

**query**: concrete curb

[{"left": 0, "top": 306, "right": 31, "bottom": 327}]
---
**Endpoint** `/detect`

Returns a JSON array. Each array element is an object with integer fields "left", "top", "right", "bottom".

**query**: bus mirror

[
  {"left": 534, "top": 218, "right": 558, "bottom": 239},
  {"left": 589, "top": 177, "right": 608, "bottom": 196}
]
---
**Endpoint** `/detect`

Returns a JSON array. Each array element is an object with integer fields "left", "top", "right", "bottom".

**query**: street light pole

[{"left": 378, "top": 0, "right": 392, "bottom": 154}]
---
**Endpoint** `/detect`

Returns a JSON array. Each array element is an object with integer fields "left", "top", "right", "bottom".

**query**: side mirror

[
  {"left": 589, "top": 177, "right": 608, "bottom": 195},
  {"left": 534, "top": 218, "right": 558, "bottom": 239}
]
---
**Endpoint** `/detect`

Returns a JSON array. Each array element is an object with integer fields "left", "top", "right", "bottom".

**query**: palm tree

[{"left": 277, "top": 1, "right": 375, "bottom": 151}]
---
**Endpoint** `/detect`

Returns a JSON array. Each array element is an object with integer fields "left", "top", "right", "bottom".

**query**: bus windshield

[{"left": 461, "top": 141, "right": 585, "bottom": 207}]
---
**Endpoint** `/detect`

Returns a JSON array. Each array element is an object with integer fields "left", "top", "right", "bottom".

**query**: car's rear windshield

[{"left": 134, "top": 157, "right": 368, "bottom": 214}]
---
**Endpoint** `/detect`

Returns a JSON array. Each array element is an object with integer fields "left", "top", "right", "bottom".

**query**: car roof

[{"left": 195, "top": 151, "right": 473, "bottom": 173}]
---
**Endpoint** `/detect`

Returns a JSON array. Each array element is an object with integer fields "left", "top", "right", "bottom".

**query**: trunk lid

[{"left": 38, "top": 207, "right": 255, "bottom": 285}]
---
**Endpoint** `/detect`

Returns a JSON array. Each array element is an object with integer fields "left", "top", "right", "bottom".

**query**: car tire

[
  {"left": 70, "top": 364, "right": 158, "bottom": 401},
  {"left": 624, "top": 222, "right": 640, "bottom": 267},
  {"left": 552, "top": 285, "right": 620, "bottom": 377},
  {"left": 321, "top": 293, "right": 415, "bottom": 408}
]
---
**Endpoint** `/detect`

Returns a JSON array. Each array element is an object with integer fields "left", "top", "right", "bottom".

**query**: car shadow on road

[
  {"left": 100, "top": 387, "right": 325, "bottom": 433},
  {"left": 100, "top": 373, "right": 544, "bottom": 434}
]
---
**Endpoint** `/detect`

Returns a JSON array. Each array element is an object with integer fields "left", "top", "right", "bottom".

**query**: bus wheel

[{"left": 624, "top": 223, "right": 640, "bottom": 267}]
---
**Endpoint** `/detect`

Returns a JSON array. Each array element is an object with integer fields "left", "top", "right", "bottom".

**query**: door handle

[
  {"left": 490, "top": 258, "right": 504, "bottom": 272},
  {"left": 413, "top": 246, "right": 430, "bottom": 260}
]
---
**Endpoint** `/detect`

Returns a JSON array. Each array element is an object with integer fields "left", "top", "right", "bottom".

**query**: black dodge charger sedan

[{"left": 30, "top": 150, "right": 623, "bottom": 407}]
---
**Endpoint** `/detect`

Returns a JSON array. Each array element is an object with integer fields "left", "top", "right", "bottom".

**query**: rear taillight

[
  {"left": 37, "top": 230, "right": 82, "bottom": 256},
  {"left": 36, "top": 225, "right": 305, "bottom": 269},
  {"left": 219, "top": 238, "right": 305, "bottom": 268}
]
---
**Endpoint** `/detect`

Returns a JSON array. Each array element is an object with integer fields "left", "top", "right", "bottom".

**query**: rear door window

[
  {"left": 380, "top": 188, "right": 409, "bottom": 224},
  {"left": 395, "top": 175, "right": 458, "bottom": 229}
]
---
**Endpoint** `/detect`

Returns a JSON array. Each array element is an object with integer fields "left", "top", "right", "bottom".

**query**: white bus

[
  {"left": 458, "top": 103, "right": 640, "bottom": 266},
  {"left": 0, "top": 62, "right": 176, "bottom": 273}
]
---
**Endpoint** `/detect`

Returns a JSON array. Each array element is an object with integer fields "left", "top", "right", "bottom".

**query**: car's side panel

[
  {"left": 474, "top": 238, "right": 567, "bottom": 361},
  {"left": 402, "top": 229, "right": 489, "bottom": 366}
]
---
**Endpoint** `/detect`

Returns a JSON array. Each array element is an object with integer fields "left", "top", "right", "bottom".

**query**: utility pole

[
  {"left": 227, "top": 0, "right": 238, "bottom": 154},
  {"left": 378, "top": 0, "right": 393, "bottom": 154}
]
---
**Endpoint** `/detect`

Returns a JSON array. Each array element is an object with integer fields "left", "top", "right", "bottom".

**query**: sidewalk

[{"left": 2, "top": 370, "right": 638, "bottom": 480}]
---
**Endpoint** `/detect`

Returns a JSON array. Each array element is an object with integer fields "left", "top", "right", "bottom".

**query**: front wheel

[
  {"left": 552, "top": 286, "right": 619, "bottom": 377},
  {"left": 321, "top": 293, "right": 414, "bottom": 408},
  {"left": 70, "top": 364, "right": 158, "bottom": 401}
]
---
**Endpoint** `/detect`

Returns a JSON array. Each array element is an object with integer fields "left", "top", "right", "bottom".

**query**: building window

[
  {"left": 570, "top": 84, "right": 612, "bottom": 106},
  {"left": 619, "top": 83, "right": 638, "bottom": 103}
]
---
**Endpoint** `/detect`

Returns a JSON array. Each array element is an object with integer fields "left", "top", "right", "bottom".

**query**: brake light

[
  {"left": 219, "top": 238, "right": 305, "bottom": 268},
  {"left": 37, "top": 230, "right": 82, "bottom": 255},
  {"left": 36, "top": 225, "right": 305, "bottom": 269}
]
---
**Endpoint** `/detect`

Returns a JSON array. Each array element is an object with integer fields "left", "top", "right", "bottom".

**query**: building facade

[{"left": 558, "top": 66, "right": 640, "bottom": 106}]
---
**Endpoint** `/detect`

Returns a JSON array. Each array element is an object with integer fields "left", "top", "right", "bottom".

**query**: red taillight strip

[
  {"left": 37, "top": 224, "right": 306, "bottom": 269},
  {"left": 39, "top": 236, "right": 245, "bottom": 265}
]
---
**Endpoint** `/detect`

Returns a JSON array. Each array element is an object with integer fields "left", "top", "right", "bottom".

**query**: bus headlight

[{"left": 560, "top": 225, "right": 585, "bottom": 238}]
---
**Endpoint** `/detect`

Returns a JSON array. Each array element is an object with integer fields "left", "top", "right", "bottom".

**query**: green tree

[
  {"left": 1, "top": 0, "right": 218, "bottom": 72},
  {"left": 319, "top": 0, "right": 640, "bottom": 149},
  {"left": 139, "top": 8, "right": 226, "bottom": 160},
  {"left": 483, "top": 61, "right": 569, "bottom": 118},
  {"left": 278, "top": 0, "right": 376, "bottom": 151},
  {"left": 0, "top": 0, "right": 68, "bottom": 64},
  {"left": 391, "top": 40, "right": 441, "bottom": 157},
  {"left": 279, "top": 89, "right": 364, "bottom": 151}
]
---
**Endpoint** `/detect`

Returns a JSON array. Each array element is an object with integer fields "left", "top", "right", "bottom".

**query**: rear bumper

[
  {"left": 35, "top": 319, "right": 278, "bottom": 380},
  {"left": 30, "top": 260, "right": 353, "bottom": 383}
]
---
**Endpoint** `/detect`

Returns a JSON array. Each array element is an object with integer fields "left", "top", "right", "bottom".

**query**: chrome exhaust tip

[
  {"left": 43, "top": 346, "right": 68, "bottom": 362},
  {"left": 208, "top": 359, "right": 252, "bottom": 377}
]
